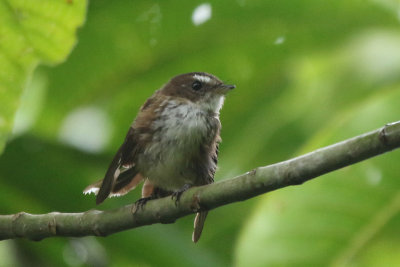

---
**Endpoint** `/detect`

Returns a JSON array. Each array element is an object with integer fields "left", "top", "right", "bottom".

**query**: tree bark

[{"left": 1, "top": 121, "right": 400, "bottom": 241}]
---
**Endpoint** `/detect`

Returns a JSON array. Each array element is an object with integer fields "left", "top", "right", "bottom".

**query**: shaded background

[{"left": 1, "top": 0, "right": 400, "bottom": 266}]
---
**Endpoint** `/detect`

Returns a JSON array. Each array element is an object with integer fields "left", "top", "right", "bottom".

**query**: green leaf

[
  {"left": 235, "top": 86, "right": 400, "bottom": 266},
  {"left": 0, "top": 0, "right": 87, "bottom": 154}
]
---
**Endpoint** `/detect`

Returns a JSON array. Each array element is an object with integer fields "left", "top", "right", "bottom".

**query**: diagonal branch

[{"left": 1, "top": 121, "right": 400, "bottom": 241}]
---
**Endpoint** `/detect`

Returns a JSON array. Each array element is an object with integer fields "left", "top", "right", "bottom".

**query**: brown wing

[
  {"left": 210, "top": 142, "right": 219, "bottom": 180},
  {"left": 89, "top": 92, "right": 166, "bottom": 204},
  {"left": 112, "top": 167, "right": 141, "bottom": 194},
  {"left": 95, "top": 127, "right": 138, "bottom": 204},
  {"left": 111, "top": 172, "right": 144, "bottom": 197}
]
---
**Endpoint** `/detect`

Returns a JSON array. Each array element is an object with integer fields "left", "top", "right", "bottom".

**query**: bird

[{"left": 83, "top": 72, "right": 235, "bottom": 242}]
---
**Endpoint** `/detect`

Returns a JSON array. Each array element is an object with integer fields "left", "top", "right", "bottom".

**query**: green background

[{"left": 1, "top": 0, "right": 400, "bottom": 266}]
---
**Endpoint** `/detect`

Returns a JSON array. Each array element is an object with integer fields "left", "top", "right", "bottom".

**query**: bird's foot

[
  {"left": 135, "top": 196, "right": 153, "bottom": 210},
  {"left": 171, "top": 184, "right": 192, "bottom": 206}
]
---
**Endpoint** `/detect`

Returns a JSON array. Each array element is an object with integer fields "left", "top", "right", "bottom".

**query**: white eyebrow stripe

[{"left": 193, "top": 74, "right": 211, "bottom": 84}]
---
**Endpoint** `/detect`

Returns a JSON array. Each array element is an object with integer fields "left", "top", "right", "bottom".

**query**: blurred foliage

[
  {"left": 0, "top": 0, "right": 399, "bottom": 266},
  {"left": 0, "top": 0, "right": 86, "bottom": 153}
]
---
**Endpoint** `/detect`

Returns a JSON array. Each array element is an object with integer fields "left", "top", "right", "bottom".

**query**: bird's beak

[
  {"left": 222, "top": 84, "right": 236, "bottom": 90},
  {"left": 217, "top": 83, "right": 236, "bottom": 94}
]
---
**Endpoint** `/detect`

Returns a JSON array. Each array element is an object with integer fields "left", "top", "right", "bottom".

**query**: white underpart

[
  {"left": 151, "top": 101, "right": 209, "bottom": 147},
  {"left": 141, "top": 100, "right": 217, "bottom": 190},
  {"left": 193, "top": 74, "right": 211, "bottom": 84},
  {"left": 164, "top": 102, "right": 207, "bottom": 141},
  {"left": 198, "top": 94, "right": 225, "bottom": 114},
  {"left": 192, "top": 74, "right": 225, "bottom": 113},
  {"left": 216, "top": 95, "right": 225, "bottom": 112}
]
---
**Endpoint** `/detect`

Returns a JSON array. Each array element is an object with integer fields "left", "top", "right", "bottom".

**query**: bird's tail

[
  {"left": 192, "top": 211, "right": 208, "bottom": 243},
  {"left": 83, "top": 168, "right": 143, "bottom": 203}
]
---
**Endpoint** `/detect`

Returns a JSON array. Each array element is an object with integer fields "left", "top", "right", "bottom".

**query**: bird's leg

[
  {"left": 135, "top": 185, "right": 169, "bottom": 210},
  {"left": 171, "top": 184, "right": 192, "bottom": 205}
]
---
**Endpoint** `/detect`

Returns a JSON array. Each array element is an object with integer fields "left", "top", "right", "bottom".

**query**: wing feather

[
  {"left": 92, "top": 93, "right": 163, "bottom": 204},
  {"left": 96, "top": 127, "right": 136, "bottom": 204}
]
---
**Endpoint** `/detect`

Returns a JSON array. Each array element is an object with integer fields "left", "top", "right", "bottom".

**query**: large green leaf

[
  {"left": 0, "top": 0, "right": 87, "bottom": 153},
  {"left": 235, "top": 64, "right": 400, "bottom": 266}
]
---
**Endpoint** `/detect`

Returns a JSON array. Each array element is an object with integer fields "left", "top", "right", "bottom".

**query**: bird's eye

[{"left": 192, "top": 81, "right": 202, "bottom": 91}]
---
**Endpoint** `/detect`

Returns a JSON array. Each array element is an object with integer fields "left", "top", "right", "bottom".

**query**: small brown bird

[{"left": 84, "top": 72, "right": 235, "bottom": 242}]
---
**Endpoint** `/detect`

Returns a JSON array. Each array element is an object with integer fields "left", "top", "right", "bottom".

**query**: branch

[{"left": 1, "top": 121, "right": 400, "bottom": 241}]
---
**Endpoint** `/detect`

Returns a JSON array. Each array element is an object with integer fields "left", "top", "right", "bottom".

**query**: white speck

[
  {"left": 192, "top": 3, "right": 212, "bottom": 26},
  {"left": 59, "top": 106, "right": 112, "bottom": 153},
  {"left": 365, "top": 167, "right": 382, "bottom": 186},
  {"left": 274, "top": 36, "right": 285, "bottom": 45},
  {"left": 193, "top": 74, "right": 211, "bottom": 83}
]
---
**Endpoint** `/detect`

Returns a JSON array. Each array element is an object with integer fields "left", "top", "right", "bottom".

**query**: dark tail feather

[
  {"left": 83, "top": 179, "right": 103, "bottom": 195},
  {"left": 111, "top": 168, "right": 143, "bottom": 196},
  {"left": 83, "top": 169, "right": 143, "bottom": 199},
  {"left": 92, "top": 127, "right": 137, "bottom": 204},
  {"left": 112, "top": 167, "right": 139, "bottom": 192},
  {"left": 96, "top": 152, "right": 121, "bottom": 205},
  {"left": 192, "top": 211, "right": 208, "bottom": 243}
]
